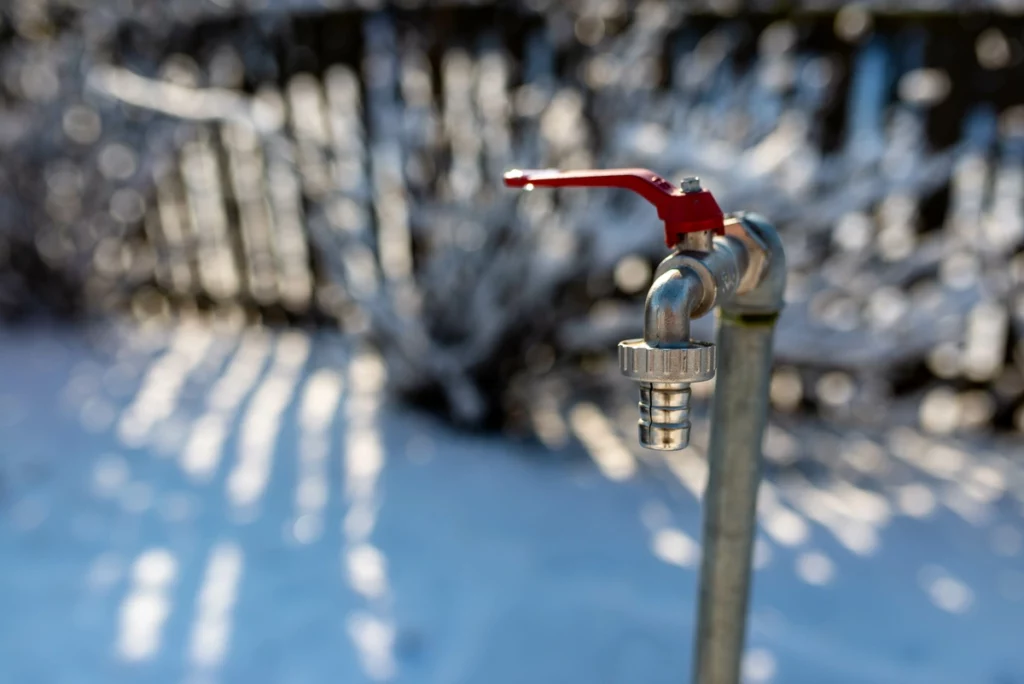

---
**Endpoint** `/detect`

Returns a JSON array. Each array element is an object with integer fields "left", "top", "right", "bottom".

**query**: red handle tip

[{"left": 503, "top": 170, "right": 527, "bottom": 188}]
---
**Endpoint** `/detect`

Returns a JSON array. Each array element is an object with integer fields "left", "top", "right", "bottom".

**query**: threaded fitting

[
  {"left": 619, "top": 339, "right": 716, "bottom": 451},
  {"left": 619, "top": 339, "right": 716, "bottom": 383}
]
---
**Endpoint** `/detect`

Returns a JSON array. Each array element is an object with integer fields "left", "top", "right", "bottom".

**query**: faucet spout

[
  {"left": 621, "top": 262, "right": 716, "bottom": 451},
  {"left": 643, "top": 268, "right": 704, "bottom": 347},
  {"left": 620, "top": 217, "right": 772, "bottom": 452}
]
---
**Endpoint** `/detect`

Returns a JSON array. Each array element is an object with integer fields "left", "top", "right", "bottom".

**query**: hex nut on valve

[{"left": 619, "top": 340, "right": 716, "bottom": 451}]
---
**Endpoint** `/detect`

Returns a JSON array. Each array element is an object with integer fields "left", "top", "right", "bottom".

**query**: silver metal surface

[
  {"left": 723, "top": 215, "right": 767, "bottom": 294},
  {"left": 693, "top": 315, "right": 777, "bottom": 684},
  {"left": 691, "top": 214, "right": 786, "bottom": 684},
  {"left": 722, "top": 213, "right": 787, "bottom": 315},
  {"left": 639, "top": 382, "right": 692, "bottom": 451},
  {"left": 681, "top": 176, "right": 702, "bottom": 192},
  {"left": 619, "top": 338, "right": 715, "bottom": 450},
  {"left": 620, "top": 231, "right": 753, "bottom": 451},
  {"left": 678, "top": 229, "right": 714, "bottom": 252},
  {"left": 618, "top": 339, "right": 716, "bottom": 383},
  {"left": 695, "top": 236, "right": 749, "bottom": 309},
  {"left": 643, "top": 268, "right": 705, "bottom": 345},
  {"left": 651, "top": 236, "right": 749, "bottom": 317},
  {"left": 629, "top": 265, "right": 712, "bottom": 450}
]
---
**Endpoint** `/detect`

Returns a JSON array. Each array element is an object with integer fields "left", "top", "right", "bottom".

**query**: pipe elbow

[
  {"left": 726, "top": 213, "right": 786, "bottom": 316},
  {"left": 643, "top": 268, "right": 704, "bottom": 347}
]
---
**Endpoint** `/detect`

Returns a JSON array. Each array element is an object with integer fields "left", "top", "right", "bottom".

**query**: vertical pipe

[{"left": 692, "top": 312, "right": 777, "bottom": 684}]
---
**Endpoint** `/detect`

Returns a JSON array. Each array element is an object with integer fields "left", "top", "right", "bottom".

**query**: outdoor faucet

[{"left": 504, "top": 168, "right": 786, "bottom": 684}]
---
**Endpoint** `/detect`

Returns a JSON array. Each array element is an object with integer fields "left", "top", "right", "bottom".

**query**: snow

[{"left": 1, "top": 323, "right": 1022, "bottom": 683}]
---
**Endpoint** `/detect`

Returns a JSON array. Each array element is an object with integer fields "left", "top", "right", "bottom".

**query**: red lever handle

[{"left": 503, "top": 168, "right": 724, "bottom": 248}]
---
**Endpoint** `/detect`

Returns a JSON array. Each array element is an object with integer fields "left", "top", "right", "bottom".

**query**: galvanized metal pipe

[{"left": 692, "top": 312, "right": 778, "bottom": 684}]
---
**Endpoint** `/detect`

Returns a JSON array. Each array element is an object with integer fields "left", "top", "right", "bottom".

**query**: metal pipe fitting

[
  {"left": 722, "top": 213, "right": 786, "bottom": 315},
  {"left": 619, "top": 230, "right": 752, "bottom": 451},
  {"left": 620, "top": 346, "right": 714, "bottom": 449},
  {"left": 639, "top": 381, "right": 692, "bottom": 451}
]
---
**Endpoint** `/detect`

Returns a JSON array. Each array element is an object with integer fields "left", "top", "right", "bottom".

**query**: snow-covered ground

[{"left": 1, "top": 322, "right": 1022, "bottom": 684}]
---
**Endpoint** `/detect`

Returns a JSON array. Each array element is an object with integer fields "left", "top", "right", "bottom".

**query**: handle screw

[{"left": 681, "top": 176, "right": 702, "bottom": 193}]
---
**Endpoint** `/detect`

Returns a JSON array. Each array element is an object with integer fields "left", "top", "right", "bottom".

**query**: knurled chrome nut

[{"left": 618, "top": 339, "right": 716, "bottom": 383}]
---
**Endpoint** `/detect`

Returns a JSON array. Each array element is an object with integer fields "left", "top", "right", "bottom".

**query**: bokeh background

[{"left": 2, "top": 1, "right": 1024, "bottom": 682}]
